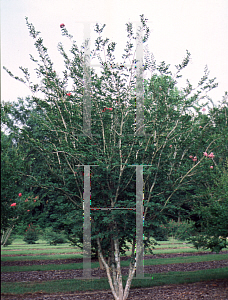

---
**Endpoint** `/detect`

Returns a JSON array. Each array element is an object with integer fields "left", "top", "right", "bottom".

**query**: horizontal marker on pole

[{"left": 91, "top": 208, "right": 136, "bottom": 210}]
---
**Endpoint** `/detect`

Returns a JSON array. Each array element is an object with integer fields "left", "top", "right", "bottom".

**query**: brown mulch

[{"left": 1, "top": 279, "right": 228, "bottom": 299}]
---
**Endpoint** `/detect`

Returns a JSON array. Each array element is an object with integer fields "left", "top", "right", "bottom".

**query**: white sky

[{"left": 1, "top": 0, "right": 228, "bottom": 106}]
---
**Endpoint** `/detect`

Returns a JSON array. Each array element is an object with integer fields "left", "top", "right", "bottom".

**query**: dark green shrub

[
  {"left": 153, "top": 225, "right": 169, "bottom": 241},
  {"left": 189, "top": 235, "right": 228, "bottom": 253},
  {"left": 44, "top": 227, "right": 67, "bottom": 245},
  {"left": 167, "top": 219, "right": 195, "bottom": 241},
  {"left": 23, "top": 224, "right": 39, "bottom": 244}
]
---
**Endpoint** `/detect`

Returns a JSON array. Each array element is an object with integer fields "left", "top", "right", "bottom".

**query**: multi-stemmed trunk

[
  {"left": 97, "top": 236, "right": 140, "bottom": 300},
  {"left": 1, "top": 217, "right": 18, "bottom": 247},
  {"left": 1, "top": 226, "right": 14, "bottom": 246}
]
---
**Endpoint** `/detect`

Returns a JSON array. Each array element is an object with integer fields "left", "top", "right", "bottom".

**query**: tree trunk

[
  {"left": 1, "top": 230, "right": 5, "bottom": 244},
  {"left": 2, "top": 225, "right": 14, "bottom": 247},
  {"left": 178, "top": 210, "right": 181, "bottom": 223},
  {"left": 1, "top": 217, "right": 18, "bottom": 247},
  {"left": 98, "top": 250, "right": 105, "bottom": 269},
  {"left": 97, "top": 236, "right": 138, "bottom": 300}
]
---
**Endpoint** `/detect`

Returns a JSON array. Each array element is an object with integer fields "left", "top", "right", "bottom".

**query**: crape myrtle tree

[
  {"left": 190, "top": 160, "right": 228, "bottom": 253},
  {"left": 1, "top": 131, "right": 24, "bottom": 245},
  {"left": 164, "top": 97, "right": 228, "bottom": 225},
  {"left": 1, "top": 100, "right": 79, "bottom": 240},
  {"left": 1, "top": 126, "right": 40, "bottom": 246},
  {"left": 3, "top": 15, "right": 219, "bottom": 300},
  {"left": 188, "top": 102, "right": 228, "bottom": 252}
]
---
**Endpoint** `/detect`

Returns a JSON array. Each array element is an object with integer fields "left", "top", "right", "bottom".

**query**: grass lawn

[
  {"left": 0, "top": 236, "right": 214, "bottom": 257},
  {"left": 1, "top": 247, "right": 82, "bottom": 256}
]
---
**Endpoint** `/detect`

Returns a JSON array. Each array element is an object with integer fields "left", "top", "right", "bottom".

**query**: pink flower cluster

[
  {"left": 102, "top": 107, "right": 113, "bottom": 112},
  {"left": 9, "top": 194, "right": 38, "bottom": 210},
  {"left": 203, "top": 152, "right": 215, "bottom": 159},
  {"left": 203, "top": 151, "right": 215, "bottom": 169},
  {"left": 189, "top": 155, "right": 197, "bottom": 162}
]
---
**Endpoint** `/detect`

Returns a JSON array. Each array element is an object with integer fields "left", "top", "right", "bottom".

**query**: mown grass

[
  {"left": 1, "top": 237, "right": 188, "bottom": 252},
  {"left": 0, "top": 246, "right": 197, "bottom": 257},
  {"left": 2, "top": 247, "right": 219, "bottom": 262},
  {"left": 1, "top": 247, "right": 82, "bottom": 256},
  {"left": 1, "top": 268, "right": 228, "bottom": 294},
  {"left": 1, "top": 243, "right": 192, "bottom": 255},
  {"left": 2, "top": 253, "right": 228, "bottom": 273},
  {"left": 1, "top": 253, "right": 83, "bottom": 262},
  {"left": 1, "top": 237, "right": 213, "bottom": 260},
  {"left": 5, "top": 236, "right": 224, "bottom": 260},
  {"left": 1, "top": 237, "right": 77, "bottom": 251}
]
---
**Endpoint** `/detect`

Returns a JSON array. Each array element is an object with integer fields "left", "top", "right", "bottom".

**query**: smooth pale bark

[
  {"left": 1, "top": 217, "right": 18, "bottom": 247},
  {"left": 2, "top": 225, "right": 14, "bottom": 246},
  {"left": 98, "top": 250, "right": 111, "bottom": 270},
  {"left": 97, "top": 236, "right": 140, "bottom": 300},
  {"left": 98, "top": 250, "right": 105, "bottom": 270}
]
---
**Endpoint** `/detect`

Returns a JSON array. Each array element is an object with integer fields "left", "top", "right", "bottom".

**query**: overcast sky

[{"left": 1, "top": 0, "right": 228, "bottom": 106}]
